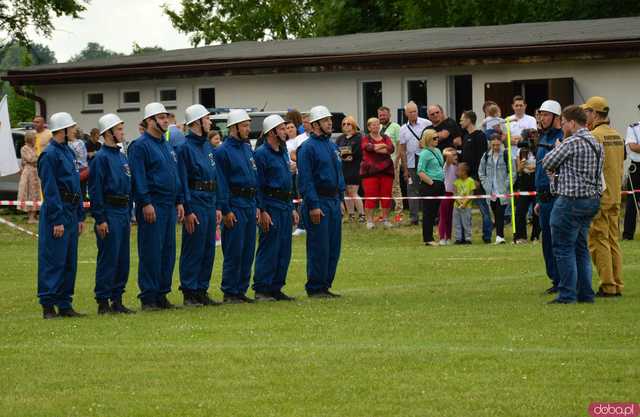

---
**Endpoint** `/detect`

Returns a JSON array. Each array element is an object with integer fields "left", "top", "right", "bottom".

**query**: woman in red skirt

[{"left": 360, "top": 117, "right": 395, "bottom": 229}]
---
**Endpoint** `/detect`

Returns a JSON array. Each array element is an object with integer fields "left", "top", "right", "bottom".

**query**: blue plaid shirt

[{"left": 541, "top": 128, "right": 603, "bottom": 198}]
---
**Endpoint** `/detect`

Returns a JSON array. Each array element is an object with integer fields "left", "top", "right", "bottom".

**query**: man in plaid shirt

[{"left": 541, "top": 105, "right": 604, "bottom": 304}]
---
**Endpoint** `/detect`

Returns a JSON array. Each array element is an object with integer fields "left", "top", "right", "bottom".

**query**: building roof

[{"left": 4, "top": 16, "right": 640, "bottom": 84}]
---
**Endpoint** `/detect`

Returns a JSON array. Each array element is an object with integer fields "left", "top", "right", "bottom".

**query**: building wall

[{"left": 35, "top": 58, "right": 640, "bottom": 139}]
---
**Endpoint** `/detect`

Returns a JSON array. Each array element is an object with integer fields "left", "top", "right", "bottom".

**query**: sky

[{"left": 30, "top": 0, "right": 194, "bottom": 63}]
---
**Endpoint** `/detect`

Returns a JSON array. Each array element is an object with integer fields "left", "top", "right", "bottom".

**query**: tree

[
  {"left": 131, "top": 42, "right": 165, "bottom": 56},
  {"left": 0, "top": 0, "right": 85, "bottom": 46},
  {"left": 164, "top": 0, "right": 315, "bottom": 45},
  {"left": 166, "top": 0, "right": 640, "bottom": 44},
  {"left": 68, "top": 42, "right": 124, "bottom": 63},
  {"left": 0, "top": 42, "right": 57, "bottom": 125}
]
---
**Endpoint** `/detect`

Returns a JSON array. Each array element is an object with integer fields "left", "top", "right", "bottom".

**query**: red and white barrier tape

[
  {"left": 0, "top": 216, "right": 38, "bottom": 237},
  {"left": 1, "top": 190, "right": 639, "bottom": 207}
]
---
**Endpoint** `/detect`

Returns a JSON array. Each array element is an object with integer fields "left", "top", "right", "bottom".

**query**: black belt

[
  {"left": 317, "top": 187, "right": 339, "bottom": 198},
  {"left": 59, "top": 188, "right": 81, "bottom": 204},
  {"left": 263, "top": 187, "right": 293, "bottom": 202},
  {"left": 189, "top": 180, "right": 217, "bottom": 192},
  {"left": 230, "top": 186, "right": 256, "bottom": 198},
  {"left": 105, "top": 194, "right": 129, "bottom": 207}
]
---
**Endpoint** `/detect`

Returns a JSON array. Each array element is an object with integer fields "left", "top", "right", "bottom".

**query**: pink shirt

[{"left": 444, "top": 163, "right": 457, "bottom": 193}]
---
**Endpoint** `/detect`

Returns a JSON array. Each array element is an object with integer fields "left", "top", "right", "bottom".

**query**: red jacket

[{"left": 360, "top": 134, "right": 395, "bottom": 178}]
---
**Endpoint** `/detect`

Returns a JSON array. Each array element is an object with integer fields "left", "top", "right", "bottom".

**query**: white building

[{"left": 3, "top": 16, "right": 640, "bottom": 138}]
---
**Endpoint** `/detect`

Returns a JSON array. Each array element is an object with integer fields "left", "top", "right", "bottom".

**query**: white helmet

[
  {"left": 539, "top": 100, "right": 562, "bottom": 116},
  {"left": 98, "top": 113, "right": 124, "bottom": 135},
  {"left": 309, "top": 105, "right": 332, "bottom": 123},
  {"left": 262, "top": 114, "right": 286, "bottom": 135},
  {"left": 49, "top": 112, "right": 76, "bottom": 133},
  {"left": 143, "top": 102, "right": 169, "bottom": 120},
  {"left": 185, "top": 104, "right": 210, "bottom": 125},
  {"left": 226, "top": 109, "right": 251, "bottom": 128}
]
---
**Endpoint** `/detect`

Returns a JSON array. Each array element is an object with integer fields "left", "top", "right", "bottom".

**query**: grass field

[{"left": 0, "top": 210, "right": 638, "bottom": 417}]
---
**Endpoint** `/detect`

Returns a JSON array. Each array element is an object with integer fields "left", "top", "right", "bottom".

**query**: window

[
  {"left": 157, "top": 88, "right": 177, "bottom": 106},
  {"left": 198, "top": 87, "right": 216, "bottom": 109},
  {"left": 407, "top": 79, "right": 428, "bottom": 108},
  {"left": 361, "top": 81, "right": 382, "bottom": 129},
  {"left": 120, "top": 90, "right": 140, "bottom": 108},
  {"left": 83, "top": 92, "right": 103, "bottom": 110}
]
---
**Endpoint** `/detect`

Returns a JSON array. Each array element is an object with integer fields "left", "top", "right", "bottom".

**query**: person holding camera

[{"left": 514, "top": 128, "right": 540, "bottom": 243}]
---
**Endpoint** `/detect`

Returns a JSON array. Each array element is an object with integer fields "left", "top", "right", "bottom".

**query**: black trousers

[
  {"left": 490, "top": 200, "right": 506, "bottom": 239},
  {"left": 623, "top": 162, "right": 640, "bottom": 240},
  {"left": 421, "top": 180, "right": 445, "bottom": 243},
  {"left": 514, "top": 194, "right": 539, "bottom": 240}
]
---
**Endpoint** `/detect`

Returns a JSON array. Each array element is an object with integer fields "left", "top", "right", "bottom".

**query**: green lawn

[{"left": 0, "top": 210, "right": 638, "bottom": 417}]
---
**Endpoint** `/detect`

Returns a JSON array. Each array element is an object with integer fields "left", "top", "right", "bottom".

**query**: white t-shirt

[
  {"left": 291, "top": 132, "right": 309, "bottom": 151},
  {"left": 399, "top": 117, "right": 432, "bottom": 169},
  {"left": 625, "top": 122, "right": 640, "bottom": 162},
  {"left": 507, "top": 114, "right": 537, "bottom": 138}
]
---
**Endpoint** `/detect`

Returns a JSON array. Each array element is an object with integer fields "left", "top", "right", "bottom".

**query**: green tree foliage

[
  {"left": 68, "top": 42, "right": 124, "bottom": 63},
  {"left": 164, "top": 0, "right": 315, "bottom": 44},
  {"left": 131, "top": 43, "right": 165, "bottom": 56},
  {"left": 166, "top": 0, "right": 640, "bottom": 45},
  {"left": 0, "top": 0, "right": 85, "bottom": 45},
  {"left": 0, "top": 43, "right": 57, "bottom": 125}
]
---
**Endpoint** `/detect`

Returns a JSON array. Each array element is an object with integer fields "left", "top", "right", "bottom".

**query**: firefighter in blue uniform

[
  {"left": 129, "top": 102, "right": 184, "bottom": 311},
  {"left": 177, "top": 104, "right": 224, "bottom": 307},
  {"left": 534, "top": 100, "right": 564, "bottom": 294},
  {"left": 297, "top": 105, "right": 345, "bottom": 298},
  {"left": 253, "top": 115, "right": 299, "bottom": 301},
  {"left": 88, "top": 114, "right": 135, "bottom": 315},
  {"left": 215, "top": 109, "right": 258, "bottom": 303},
  {"left": 37, "top": 112, "right": 86, "bottom": 319}
]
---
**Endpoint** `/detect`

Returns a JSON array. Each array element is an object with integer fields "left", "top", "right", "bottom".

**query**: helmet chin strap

[
  {"left": 153, "top": 116, "right": 166, "bottom": 134},
  {"left": 198, "top": 119, "right": 209, "bottom": 136}
]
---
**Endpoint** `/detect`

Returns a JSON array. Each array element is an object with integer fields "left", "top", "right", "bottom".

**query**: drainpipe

[{"left": 10, "top": 82, "right": 47, "bottom": 119}]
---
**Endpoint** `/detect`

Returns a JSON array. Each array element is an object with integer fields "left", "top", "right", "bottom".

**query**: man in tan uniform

[{"left": 583, "top": 96, "right": 624, "bottom": 297}]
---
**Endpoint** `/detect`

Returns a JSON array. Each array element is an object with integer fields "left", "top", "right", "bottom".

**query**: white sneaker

[
  {"left": 383, "top": 220, "right": 393, "bottom": 228},
  {"left": 495, "top": 236, "right": 506, "bottom": 245},
  {"left": 366, "top": 222, "right": 375, "bottom": 230},
  {"left": 292, "top": 228, "right": 306, "bottom": 237},
  {"left": 439, "top": 239, "right": 447, "bottom": 246}
]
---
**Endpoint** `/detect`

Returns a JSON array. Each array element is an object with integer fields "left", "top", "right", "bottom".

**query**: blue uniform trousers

[
  {"left": 221, "top": 205, "right": 256, "bottom": 295},
  {"left": 94, "top": 210, "right": 130, "bottom": 302},
  {"left": 539, "top": 197, "right": 559, "bottom": 287},
  {"left": 253, "top": 205, "right": 293, "bottom": 293},
  {"left": 303, "top": 198, "right": 342, "bottom": 293},
  {"left": 136, "top": 203, "right": 176, "bottom": 304},
  {"left": 37, "top": 204, "right": 79, "bottom": 309},
  {"left": 179, "top": 204, "right": 217, "bottom": 292}
]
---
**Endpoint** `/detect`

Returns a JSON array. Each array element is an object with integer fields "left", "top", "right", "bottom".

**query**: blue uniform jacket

[
  {"left": 37, "top": 140, "right": 85, "bottom": 224},
  {"left": 535, "top": 127, "right": 564, "bottom": 191},
  {"left": 255, "top": 141, "right": 294, "bottom": 211},
  {"left": 128, "top": 131, "right": 183, "bottom": 206},
  {"left": 297, "top": 132, "right": 346, "bottom": 210},
  {"left": 88, "top": 144, "right": 132, "bottom": 224},
  {"left": 215, "top": 136, "right": 258, "bottom": 215},
  {"left": 177, "top": 131, "right": 225, "bottom": 215}
]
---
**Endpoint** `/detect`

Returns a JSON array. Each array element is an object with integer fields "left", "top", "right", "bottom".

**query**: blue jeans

[
  {"left": 475, "top": 198, "right": 493, "bottom": 242},
  {"left": 539, "top": 197, "right": 559, "bottom": 287},
  {"left": 550, "top": 196, "right": 600, "bottom": 303}
]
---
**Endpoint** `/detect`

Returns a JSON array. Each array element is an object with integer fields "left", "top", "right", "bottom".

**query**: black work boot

[
  {"left": 157, "top": 295, "right": 178, "bottom": 310},
  {"left": 58, "top": 307, "right": 87, "bottom": 318},
  {"left": 97, "top": 299, "right": 112, "bottom": 315},
  {"left": 271, "top": 291, "right": 295, "bottom": 301},
  {"left": 42, "top": 305, "right": 58, "bottom": 320},
  {"left": 141, "top": 301, "right": 160, "bottom": 312},
  {"left": 254, "top": 292, "right": 276, "bottom": 302},
  {"left": 183, "top": 291, "right": 204, "bottom": 307},
  {"left": 198, "top": 291, "right": 221, "bottom": 306},
  {"left": 111, "top": 300, "right": 136, "bottom": 314}
]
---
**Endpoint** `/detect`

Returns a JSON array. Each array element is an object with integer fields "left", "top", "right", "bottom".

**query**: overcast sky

[{"left": 30, "top": 0, "right": 194, "bottom": 63}]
